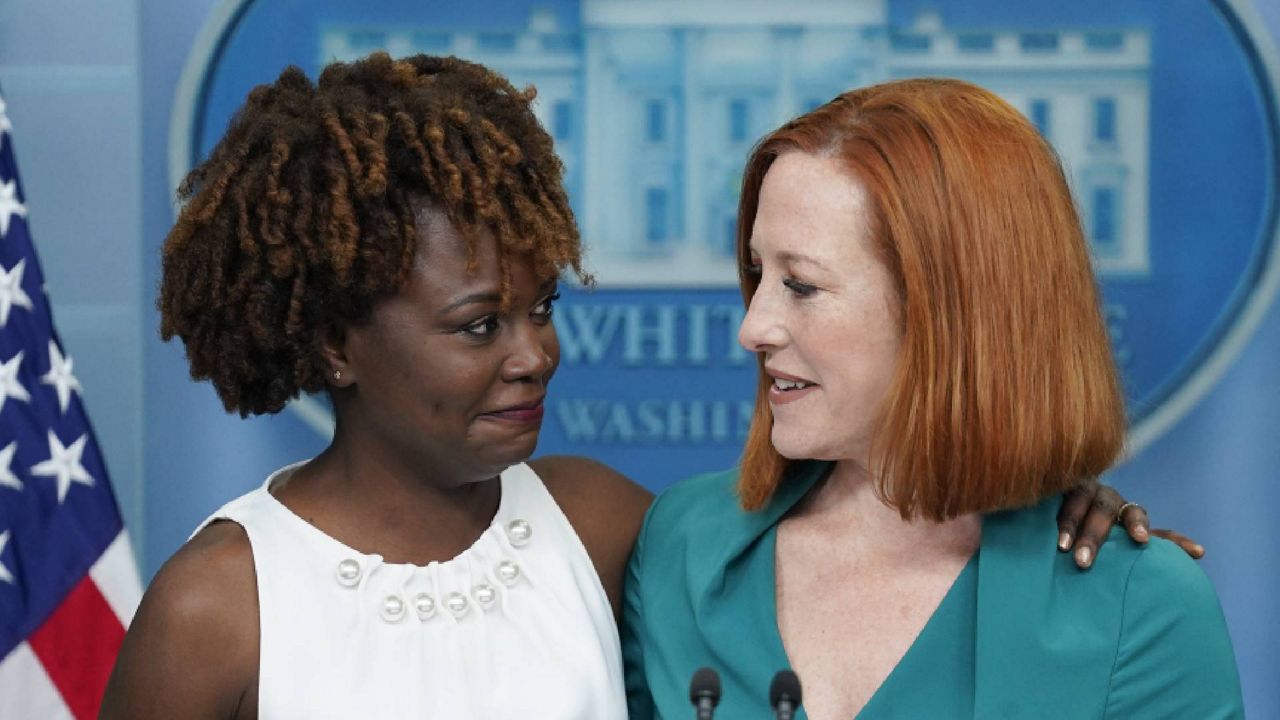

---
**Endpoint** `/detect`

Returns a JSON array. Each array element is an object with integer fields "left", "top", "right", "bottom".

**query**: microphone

[
  {"left": 769, "top": 669, "right": 802, "bottom": 720},
  {"left": 688, "top": 666, "right": 721, "bottom": 720}
]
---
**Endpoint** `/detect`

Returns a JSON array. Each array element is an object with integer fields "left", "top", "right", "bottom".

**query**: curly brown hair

[{"left": 159, "top": 52, "right": 586, "bottom": 417}]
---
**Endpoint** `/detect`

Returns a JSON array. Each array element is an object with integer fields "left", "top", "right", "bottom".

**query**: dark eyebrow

[
  {"left": 440, "top": 279, "right": 559, "bottom": 314},
  {"left": 440, "top": 292, "right": 501, "bottom": 314}
]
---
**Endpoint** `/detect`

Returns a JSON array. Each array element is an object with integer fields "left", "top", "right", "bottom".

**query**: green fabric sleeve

[
  {"left": 621, "top": 496, "right": 657, "bottom": 720},
  {"left": 1104, "top": 540, "right": 1244, "bottom": 719}
]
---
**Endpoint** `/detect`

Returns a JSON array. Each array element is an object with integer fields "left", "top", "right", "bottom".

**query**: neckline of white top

[{"left": 258, "top": 459, "right": 524, "bottom": 573}]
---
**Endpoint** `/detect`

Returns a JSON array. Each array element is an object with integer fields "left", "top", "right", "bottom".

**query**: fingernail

[
  {"left": 1058, "top": 532, "right": 1071, "bottom": 551},
  {"left": 1076, "top": 546, "right": 1092, "bottom": 567},
  {"left": 1194, "top": 545, "right": 1205, "bottom": 557},
  {"left": 1134, "top": 526, "right": 1149, "bottom": 541}
]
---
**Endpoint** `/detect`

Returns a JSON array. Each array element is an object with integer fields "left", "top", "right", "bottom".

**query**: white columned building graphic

[{"left": 320, "top": 0, "right": 1150, "bottom": 285}]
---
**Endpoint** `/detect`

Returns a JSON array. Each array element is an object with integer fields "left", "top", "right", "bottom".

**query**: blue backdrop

[{"left": 1, "top": 0, "right": 1275, "bottom": 715}]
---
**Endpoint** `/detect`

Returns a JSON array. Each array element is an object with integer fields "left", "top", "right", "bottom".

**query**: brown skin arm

[
  {"left": 99, "top": 521, "right": 259, "bottom": 720},
  {"left": 531, "top": 455, "right": 654, "bottom": 620},
  {"left": 1056, "top": 479, "right": 1206, "bottom": 569}
]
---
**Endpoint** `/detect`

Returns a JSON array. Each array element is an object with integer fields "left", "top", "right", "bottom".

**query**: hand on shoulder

[
  {"left": 530, "top": 455, "right": 653, "bottom": 619},
  {"left": 100, "top": 521, "right": 259, "bottom": 720}
]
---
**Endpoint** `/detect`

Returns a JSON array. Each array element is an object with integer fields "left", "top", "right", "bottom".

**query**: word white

[{"left": 557, "top": 303, "right": 752, "bottom": 366}]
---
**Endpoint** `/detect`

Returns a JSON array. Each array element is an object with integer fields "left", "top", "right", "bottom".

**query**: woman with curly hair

[
  {"left": 104, "top": 52, "right": 649, "bottom": 718},
  {"left": 103, "top": 54, "right": 1176, "bottom": 718}
]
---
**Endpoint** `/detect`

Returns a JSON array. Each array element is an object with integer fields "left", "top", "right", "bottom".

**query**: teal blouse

[{"left": 621, "top": 462, "right": 1244, "bottom": 719}]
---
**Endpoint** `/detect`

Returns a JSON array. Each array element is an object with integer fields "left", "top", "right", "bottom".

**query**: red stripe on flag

[{"left": 27, "top": 576, "right": 126, "bottom": 720}]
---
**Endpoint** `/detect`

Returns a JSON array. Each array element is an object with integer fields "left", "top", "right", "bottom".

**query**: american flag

[{"left": 0, "top": 85, "right": 142, "bottom": 718}]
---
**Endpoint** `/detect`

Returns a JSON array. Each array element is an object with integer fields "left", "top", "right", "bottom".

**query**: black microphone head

[
  {"left": 769, "top": 669, "right": 802, "bottom": 708},
  {"left": 689, "top": 666, "right": 722, "bottom": 706}
]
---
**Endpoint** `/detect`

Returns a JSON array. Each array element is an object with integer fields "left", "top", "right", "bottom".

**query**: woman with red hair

[{"left": 622, "top": 78, "right": 1243, "bottom": 718}]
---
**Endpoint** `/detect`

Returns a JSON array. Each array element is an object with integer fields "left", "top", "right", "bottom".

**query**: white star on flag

[
  {"left": 0, "top": 530, "right": 13, "bottom": 584},
  {"left": 0, "top": 258, "right": 33, "bottom": 326},
  {"left": 0, "top": 178, "right": 26, "bottom": 237},
  {"left": 0, "top": 350, "right": 30, "bottom": 415},
  {"left": 31, "top": 430, "right": 94, "bottom": 504},
  {"left": 41, "top": 340, "right": 81, "bottom": 414},
  {"left": 0, "top": 442, "right": 20, "bottom": 491}
]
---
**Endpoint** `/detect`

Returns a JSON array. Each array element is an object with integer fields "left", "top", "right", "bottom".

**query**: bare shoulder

[
  {"left": 154, "top": 520, "right": 259, "bottom": 631},
  {"left": 529, "top": 455, "right": 653, "bottom": 618},
  {"left": 100, "top": 520, "right": 259, "bottom": 719},
  {"left": 532, "top": 455, "right": 652, "bottom": 518},
  {"left": 530, "top": 455, "right": 653, "bottom": 547}
]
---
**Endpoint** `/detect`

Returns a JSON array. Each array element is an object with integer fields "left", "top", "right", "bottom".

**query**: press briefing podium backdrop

[{"left": 1, "top": 0, "right": 1277, "bottom": 715}]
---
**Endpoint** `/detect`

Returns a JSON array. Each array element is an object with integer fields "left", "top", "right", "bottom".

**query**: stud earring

[{"left": 333, "top": 369, "right": 342, "bottom": 381}]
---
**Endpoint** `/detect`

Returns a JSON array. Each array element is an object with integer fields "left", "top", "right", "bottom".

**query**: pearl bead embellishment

[
  {"left": 446, "top": 592, "right": 470, "bottom": 617},
  {"left": 506, "top": 519, "right": 532, "bottom": 547},
  {"left": 473, "top": 583, "right": 497, "bottom": 608},
  {"left": 380, "top": 594, "right": 406, "bottom": 623},
  {"left": 335, "top": 558, "right": 362, "bottom": 587},
  {"left": 496, "top": 560, "right": 521, "bottom": 586},
  {"left": 414, "top": 593, "right": 436, "bottom": 620}
]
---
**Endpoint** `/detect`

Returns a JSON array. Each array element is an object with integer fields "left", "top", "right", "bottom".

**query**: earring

[{"left": 333, "top": 369, "right": 342, "bottom": 381}]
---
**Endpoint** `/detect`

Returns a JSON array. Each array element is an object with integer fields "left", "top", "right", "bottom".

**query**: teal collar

[{"left": 722, "top": 460, "right": 832, "bottom": 563}]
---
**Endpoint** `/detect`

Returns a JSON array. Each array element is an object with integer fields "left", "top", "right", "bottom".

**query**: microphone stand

[
  {"left": 769, "top": 669, "right": 803, "bottom": 720},
  {"left": 688, "top": 666, "right": 721, "bottom": 720}
]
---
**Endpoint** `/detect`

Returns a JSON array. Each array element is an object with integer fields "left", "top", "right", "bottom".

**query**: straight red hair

[{"left": 736, "top": 78, "right": 1126, "bottom": 520}]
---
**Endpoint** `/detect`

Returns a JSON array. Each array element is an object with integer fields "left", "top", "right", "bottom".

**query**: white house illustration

[{"left": 320, "top": 0, "right": 1150, "bottom": 285}]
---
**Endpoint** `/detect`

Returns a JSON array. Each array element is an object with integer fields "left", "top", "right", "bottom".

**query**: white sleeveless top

[{"left": 194, "top": 461, "right": 626, "bottom": 719}]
